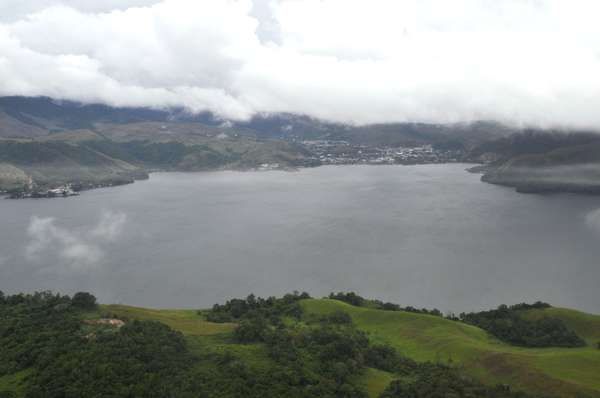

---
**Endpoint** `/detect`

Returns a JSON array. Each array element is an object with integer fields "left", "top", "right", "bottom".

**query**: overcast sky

[{"left": 1, "top": 0, "right": 600, "bottom": 127}]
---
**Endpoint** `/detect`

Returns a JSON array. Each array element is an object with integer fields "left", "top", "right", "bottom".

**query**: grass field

[{"left": 300, "top": 299, "right": 600, "bottom": 397}]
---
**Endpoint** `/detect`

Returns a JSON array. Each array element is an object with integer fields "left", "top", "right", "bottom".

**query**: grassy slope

[
  {"left": 100, "top": 304, "right": 236, "bottom": 336},
  {"left": 301, "top": 299, "right": 600, "bottom": 397},
  {"left": 101, "top": 301, "right": 600, "bottom": 398},
  {"left": 360, "top": 368, "right": 396, "bottom": 398},
  {"left": 6, "top": 302, "right": 595, "bottom": 397}
]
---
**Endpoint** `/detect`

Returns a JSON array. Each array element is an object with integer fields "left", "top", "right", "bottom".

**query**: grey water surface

[{"left": 1, "top": 164, "right": 599, "bottom": 313}]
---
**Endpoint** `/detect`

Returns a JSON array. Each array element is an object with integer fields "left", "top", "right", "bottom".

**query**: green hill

[
  {"left": 2, "top": 293, "right": 599, "bottom": 398},
  {"left": 300, "top": 299, "right": 600, "bottom": 397},
  {"left": 99, "top": 300, "right": 600, "bottom": 398}
]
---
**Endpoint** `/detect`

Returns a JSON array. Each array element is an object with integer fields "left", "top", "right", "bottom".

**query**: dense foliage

[
  {"left": 205, "top": 294, "right": 423, "bottom": 397},
  {"left": 328, "top": 292, "right": 444, "bottom": 317},
  {"left": 380, "top": 364, "right": 535, "bottom": 398},
  {"left": 459, "top": 302, "right": 585, "bottom": 348},
  {"left": 0, "top": 291, "right": 196, "bottom": 397},
  {"left": 205, "top": 291, "right": 310, "bottom": 323}
]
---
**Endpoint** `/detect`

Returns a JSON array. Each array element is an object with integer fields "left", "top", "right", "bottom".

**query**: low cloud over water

[
  {"left": 584, "top": 208, "right": 600, "bottom": 234},
  {"left": 25, "top": 210, "right": 127, "bottom": 269}
]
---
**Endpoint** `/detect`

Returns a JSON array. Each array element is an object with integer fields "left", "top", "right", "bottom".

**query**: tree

[{"left": 71, "top": 292, "right": 97, "bottom": 309}]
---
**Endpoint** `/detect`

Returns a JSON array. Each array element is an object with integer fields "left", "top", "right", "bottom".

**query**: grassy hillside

[
  {"left": 97, "top": 299, "right": 600, "bottom": 397},
  {"left": 2, "top": 295, "right": 598, "bottom": 397},
  {"left": 88, "top": 299, "right": 600, "bottom": 397},
  {"left": 101, "top": 305, "right": 236, "bottom": 336},
  {"left": 95, "top": 300, "right": 600, "bottom": 398},
  {"left": 301, "top": 299, "right": 600, "bottom": 397}
]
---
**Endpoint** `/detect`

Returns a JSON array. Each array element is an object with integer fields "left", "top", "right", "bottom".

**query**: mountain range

[{"left": 2, "top": 96, "right": 600, "bottom": 194}]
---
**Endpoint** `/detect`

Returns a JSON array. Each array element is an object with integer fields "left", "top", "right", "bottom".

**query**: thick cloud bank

[{"left": 2, "top": 0, "right": 600, "bottom": 127}]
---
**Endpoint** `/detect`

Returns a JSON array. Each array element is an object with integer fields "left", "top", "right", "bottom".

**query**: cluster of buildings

[
  {"left": 302, "top": 140, "right": 464, "bottom": 165},
  {"left": 7, "top": 184, "right": 79, "bottom": 199}
]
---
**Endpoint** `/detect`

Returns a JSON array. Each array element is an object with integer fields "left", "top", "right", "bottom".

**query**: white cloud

[
  {"left": 2, "top": 0, "right": 600, "bottom": 127},
  {"left": 90, "top": 211, "right": 128, "bottom": 241},
  {"left": 585, "top": 208, "right": 600, "bottom": 234},
  {"left": 25, "top": 211, "right": 128, "bottom": 269}
]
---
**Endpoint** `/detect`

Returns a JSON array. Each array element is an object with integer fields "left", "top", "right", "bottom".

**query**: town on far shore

[{"left": 301, "top": 140, "right": 464, "bottom": 165}]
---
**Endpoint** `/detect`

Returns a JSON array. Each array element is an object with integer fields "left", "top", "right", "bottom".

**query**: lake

[{"left": 1, "top": 164, "right": 599, "bottom": 313}]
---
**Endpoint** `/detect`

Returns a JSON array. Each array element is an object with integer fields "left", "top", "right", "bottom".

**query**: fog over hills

[{"left": 2, "top": 1, "right": 600, "bottom": 128}]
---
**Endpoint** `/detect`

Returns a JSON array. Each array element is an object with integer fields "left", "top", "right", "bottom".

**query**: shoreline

[{"left": 3, "top": 161, "right": 474, "bottom": 200}]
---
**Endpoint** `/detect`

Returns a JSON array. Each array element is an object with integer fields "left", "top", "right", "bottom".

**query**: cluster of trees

[
  {"left": 0, "top": 291, "right": 198, "bottom": 397},
  {"left": 27, "top": 320, "right": 195, "bottom": 397},
  {"left": 209, "top": 297, "right": 419, "bottom": 397},
  {"left": 205, "top": 291, "right": 310, "bottom": 323},
  {"left": 327, "top": 292, "right": 444, "bottom": 317},
  {"left": 380, "top": 364, "right": 535, "bottom": 398},
  {"left": 459, "top": 303, "right": 585, "bottom": 348}
]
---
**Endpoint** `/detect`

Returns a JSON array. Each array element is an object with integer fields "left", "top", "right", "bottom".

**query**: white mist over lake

[{"left": 1, "top": 164, "right": 599, "bottom": 313}]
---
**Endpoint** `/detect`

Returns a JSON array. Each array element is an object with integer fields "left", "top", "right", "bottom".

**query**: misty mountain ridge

[
  {"left": 0, "top": 96, "right": 513, "bottom": 145},
  {"left": 3, "top": 96, "right": 600, "bottom": 195}
]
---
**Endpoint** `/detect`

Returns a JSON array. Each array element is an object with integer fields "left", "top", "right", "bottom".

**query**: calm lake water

[{"left": 1, "top": 164, "right": 599, "bottom": 313}]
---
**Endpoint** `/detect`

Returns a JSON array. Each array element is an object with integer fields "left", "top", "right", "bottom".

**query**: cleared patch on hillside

[
  {"left": 100, "top": 304, "right": 236, "bottom": 336},
  {"left": 360, "top": 368, "right": 396, "bottom": 398}
]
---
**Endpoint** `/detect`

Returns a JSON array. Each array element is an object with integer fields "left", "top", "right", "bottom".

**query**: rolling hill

[
  {"left": 66, "top": 300, "right": 600, "bottom": 397},
  {"left": 1, "top": 292, "right": 599, "bottom": 397},
  {"left": 301, "top": 299, "right": 600, "bottom": 397}
]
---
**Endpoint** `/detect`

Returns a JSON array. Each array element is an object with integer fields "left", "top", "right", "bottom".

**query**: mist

[{"left": 25, "top": 211, "right": 127, "bottom": 270}]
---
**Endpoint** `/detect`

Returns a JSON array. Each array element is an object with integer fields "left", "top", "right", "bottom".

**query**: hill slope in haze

[
  {"left": 0, "top": 96, "right": 514, "bottom": 147},
  {"left": 468, "top": 131, "right": 600, "bottom": 193}
]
